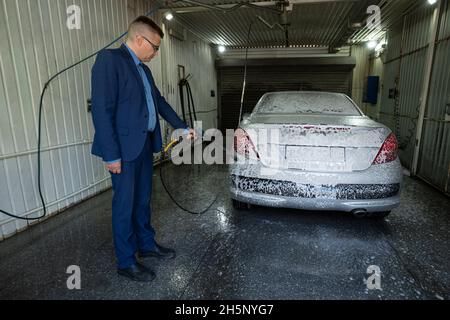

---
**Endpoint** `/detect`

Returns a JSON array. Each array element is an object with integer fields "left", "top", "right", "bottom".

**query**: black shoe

[
  {"left": 139, "top": 244, "right": 176, "bottom": 260},
  {"left": 117, "top": 263, "right": 156, "bottom": 282},
  {"left": 135, "top": 262, "right": 156, "bottom": 278}
]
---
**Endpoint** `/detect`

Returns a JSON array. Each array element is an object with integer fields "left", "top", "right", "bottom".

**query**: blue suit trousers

[{"left": 111, "top": 133, "right": 156, "bottom": 269}]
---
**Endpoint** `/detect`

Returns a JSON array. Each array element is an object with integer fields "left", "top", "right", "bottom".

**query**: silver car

[{"left": 229, "top": 91, "right": 402, "bottom": 218}]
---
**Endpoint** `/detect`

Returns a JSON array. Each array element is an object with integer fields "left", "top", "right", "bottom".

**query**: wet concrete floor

[{"left": 0, "top": 163, "right": 449, "bottom": 300}]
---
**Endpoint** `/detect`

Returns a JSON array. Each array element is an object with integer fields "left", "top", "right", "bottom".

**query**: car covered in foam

[{"left": 230, "top": 91, "right": 402, "bottom": 218}]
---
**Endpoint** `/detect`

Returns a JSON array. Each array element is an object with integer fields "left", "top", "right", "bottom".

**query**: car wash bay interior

[{"left": 0, "top": 0, "right": 449, "bottom": 299}]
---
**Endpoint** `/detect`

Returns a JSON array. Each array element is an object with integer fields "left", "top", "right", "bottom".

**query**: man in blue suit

[{"left": 91, "top": 16, "right": 195, "bottom": 282}]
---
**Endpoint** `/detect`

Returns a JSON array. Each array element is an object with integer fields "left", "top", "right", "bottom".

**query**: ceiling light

[
  {"left": 375, "top": 42, "right": 384, "bottom": 52},
  {"left": 367, "top": 41, "right": 378, "bottom": 49},
  {"left": 218, "top": 45, "right": 226, "bottom": 53},
  {"left": 165, "top": 12, "right": 174, "bottom": 21},
  {"left": 427, "top": 0, "right": 437, "bottom": 5}
]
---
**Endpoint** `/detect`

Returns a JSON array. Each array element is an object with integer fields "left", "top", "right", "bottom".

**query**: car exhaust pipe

[{"left": 351, "top": 209, "right": 369, "bottom": 218}]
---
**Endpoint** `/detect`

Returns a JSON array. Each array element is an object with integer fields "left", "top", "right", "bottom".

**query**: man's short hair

[{"left": 128, "top": 16, "right": 164, "bottom": 39}]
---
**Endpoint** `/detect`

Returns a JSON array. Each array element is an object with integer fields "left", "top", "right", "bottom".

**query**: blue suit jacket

[{"left": 90, "top": 44, "right": 188, "bottom": 162}]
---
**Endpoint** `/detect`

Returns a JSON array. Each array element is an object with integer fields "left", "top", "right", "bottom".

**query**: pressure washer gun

[
  {"left": 164, "top": 138, "right": 182, "bottom": 154},
  {"left": 163, "top": 128, "right": 203, "bottom": 154}
]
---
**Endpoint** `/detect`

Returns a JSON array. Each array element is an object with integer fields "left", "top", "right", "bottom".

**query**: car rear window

[{"left": 254, "top": 92, "right": 361, "bottom": 116}]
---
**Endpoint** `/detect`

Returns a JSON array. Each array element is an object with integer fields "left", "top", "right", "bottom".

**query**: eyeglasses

[{"left": 140, "top": 35, "right": 160, "bottom": 52}]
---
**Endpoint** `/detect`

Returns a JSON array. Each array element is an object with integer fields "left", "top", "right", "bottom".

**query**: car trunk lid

[{"left": 245, "top": 115, "right": 391, "bottom": 172}]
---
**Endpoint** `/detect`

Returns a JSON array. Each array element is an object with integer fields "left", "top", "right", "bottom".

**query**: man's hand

[
  {"left": 186, "top": 128, "right": 198, "bottom": 141},
  {"left": 106, "top": 161, "right": 121, "bottom": 174}
]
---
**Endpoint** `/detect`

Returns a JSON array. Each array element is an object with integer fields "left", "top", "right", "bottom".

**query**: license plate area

[{"left": 285, "top": 146, "right": 345, "bottom": 170}]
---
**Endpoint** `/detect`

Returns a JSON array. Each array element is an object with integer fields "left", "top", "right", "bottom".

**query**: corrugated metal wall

[
  {"left": 160, "top": 22, "right": 218, "bottom": 132},
  {"left": 352, "top": 46, "right": 384, "bottom": 121},
  {"left": 351, "top": 45, "right": 369, "bottom": 113},
  {"left": 379, "top": 21, "right": 402, "bottom": 135},
  {"left": 378, "top": 0, "right": 450, "bottom": 194},
  {"left": 0, "top": 0, "right": 218, "bottom": 240},
  {"left": 417, "top": 0, "right": 450, "bottom": 194},
  {"left": 367, "top": 56, "right": 384, "bottom": 121},
  {"left": 380, "top": 5, "right": 435, "bottom": 169},
  {"left": 0, "top": 0, "right": 129, "bottom": 240}
]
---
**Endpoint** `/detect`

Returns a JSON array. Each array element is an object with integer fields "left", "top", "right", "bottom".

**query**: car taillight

[
  {"left": 234, "top": 128, "right": 260, "bottom": 160},
  {"left": 373, "top": 133, "right": 398, "bottom": 165}
]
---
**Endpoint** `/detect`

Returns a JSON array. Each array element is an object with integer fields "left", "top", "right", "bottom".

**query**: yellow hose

[{"left": 164, "top": 139, "right": 179, "bottom": 153}]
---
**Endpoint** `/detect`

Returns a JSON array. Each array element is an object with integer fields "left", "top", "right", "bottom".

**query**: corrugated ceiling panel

[
  {"left": 169, "top": 0, "right": 382, "bottom": 47},
  {"left": 351, "top": 0, "right": 423, "bottom": 44}
]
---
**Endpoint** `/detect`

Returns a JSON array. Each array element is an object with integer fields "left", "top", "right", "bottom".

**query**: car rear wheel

[{"left": 232, "top": 199, "right": 251, "bottom": 210}]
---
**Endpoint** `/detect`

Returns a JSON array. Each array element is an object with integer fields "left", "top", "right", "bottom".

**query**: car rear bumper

[
  {"left": 230, "top": 185, "right": 400, "bottom": 212},
  {"left": 231, "top": 174, "right": 400, "bottom": 199},
  {"left": 229, "top": 160, "right": 403, "bottom": 212}
]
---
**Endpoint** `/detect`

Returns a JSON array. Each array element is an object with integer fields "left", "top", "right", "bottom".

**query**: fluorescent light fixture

[
  {"left": 218, "top": 45, "right": 226, "bottom": 53},
  {"left": 427, "top": 0, "right": 437, "bottom": 5},
  {"left": 367, "top": 40, "right": 378, "bottom": 49},
  {"left": 165, "top": 12, "right": 174, "bottom": 21}
]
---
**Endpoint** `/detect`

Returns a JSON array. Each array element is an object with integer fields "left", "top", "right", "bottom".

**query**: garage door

[{"left": 217, "top": 58, "right": 355, "bottom": 131}]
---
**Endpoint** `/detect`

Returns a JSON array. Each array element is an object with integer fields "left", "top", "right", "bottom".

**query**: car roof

[{"left": 263, "top": 91, "right": 348, "bottom": 97}]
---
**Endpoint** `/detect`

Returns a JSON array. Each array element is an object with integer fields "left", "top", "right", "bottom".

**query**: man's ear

[{"left": 135, "top": 36, "right": 142, "bottom": 47}]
